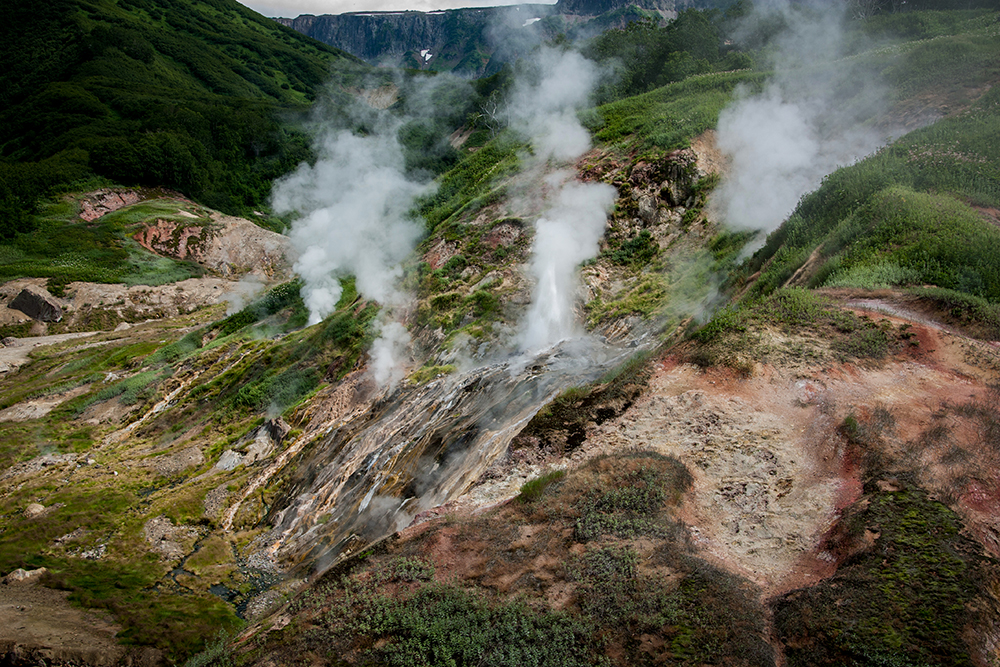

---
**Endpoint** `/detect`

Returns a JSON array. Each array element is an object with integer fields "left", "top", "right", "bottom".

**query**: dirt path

[{"left": 0, "top": 331, "right": 101, "bottom": 373}]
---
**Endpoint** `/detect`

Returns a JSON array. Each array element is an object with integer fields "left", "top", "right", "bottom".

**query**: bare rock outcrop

[
  {"left": 147, "top": 446, "right": 204, "bottom": 477},
  {"left": 143, "top": 516, "right": 198, "bottom": 561},
  {"left": 9, "top": 286, "right": 63, "bottom": 322},
  {"left": 215, "top": 418, "right": 290, "bottom": 471},
  {"left": 133, "top": 214, "right": 290, "bottom": 280},
  {"left": 2, "top": 567, "right": 47, "bottom": 585},
  {"left": 77, "top": 189, "right": 142, "bottom": 222}
]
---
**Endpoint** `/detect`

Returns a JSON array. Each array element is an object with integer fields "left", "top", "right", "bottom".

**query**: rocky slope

[
  {"left": 2, "top": 9, "right": 999, "bottom": 665},
  {"left": 230, "top": 288, "right": 1000, "bottom": 666}
]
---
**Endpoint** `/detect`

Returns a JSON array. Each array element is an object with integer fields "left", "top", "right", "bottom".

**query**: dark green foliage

[
  {"left": 905, "top": 287, "right": 1000, "bottom": 340},
  {"left": 516, "top": 469, "right": 566, "bottom": 503},
  {"left": 217, "top": 280, "right": 306, "bottom": 337},
  {"left": 233, "top": 366, "right": 320, "bottom": 412},
  {"left": 574, "top": 458, "right": 692, "bottom": 541},
  {"left": 589, "top": 70, "right": 764, "bottom": 151},
  {"left": 418, "top": 134, "right": 521, "bottom": 234},
  {"left": 569, "top": 544, "right": 640, "bottom": 622},
  {"left": 745, "top": 83, "right": 1000, "bottom": 303},
  {"left": 772, "top": 487, "right": 990, "bottom": 666},
  {"left": 584, "top": 8, "right": 741, "bottom": 103},
  {"left": 333, "top": 583, "right": 602, "bottom": 667},
  {"left": 0, "top": 0, "right": 366, "bottom": 224},
  {"left": 606, "top": 229, "right": 659, "bottom": 267}
]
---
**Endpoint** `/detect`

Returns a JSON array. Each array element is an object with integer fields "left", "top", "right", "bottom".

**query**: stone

[
  {"left": 9, "top": 286, "right": 63, "bottom": 322},
  {"left": 216, "top": 449, "right": 244, "bottom": 471},
  {"left": 23, "top": 503, "right": 45, "bottom": 519},
  {"left": 0, "top": 337, "right": 17, "bottom": 347},
  {"left": 3, "top": 567, "right": 47, "bottom": 584}
]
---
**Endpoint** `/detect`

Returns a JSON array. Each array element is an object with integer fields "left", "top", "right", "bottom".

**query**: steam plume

[
  {"left": 508, "top": 48, "right": 615, "bottom": 352},
  {"left": 508, "top": 48, "right": 599, "bottom": 161},
  {"left": 520, "top": 176, "right": 616, "bottom": 351},
  {"left": 272, "top": 126, "right": 428, "bottom": 322},
  {"left": 711, "top": 0, "right": 888, "bottom": 234},
  {"left": 272, "top": 78, "right": 471, "bottom": 387}
]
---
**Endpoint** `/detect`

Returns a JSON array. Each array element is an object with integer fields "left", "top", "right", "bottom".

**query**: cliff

[{"left": 275, "top": 0, "right": 709, "bottom": 74}]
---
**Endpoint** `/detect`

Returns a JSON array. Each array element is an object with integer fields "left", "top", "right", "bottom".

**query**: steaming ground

[{"left": 710, "top": 0, "right": 890, "bottom": 235}]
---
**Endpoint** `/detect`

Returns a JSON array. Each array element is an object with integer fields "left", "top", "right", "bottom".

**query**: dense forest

[{"left": 0, "top": 0, "right": 366, "bottom": 238}]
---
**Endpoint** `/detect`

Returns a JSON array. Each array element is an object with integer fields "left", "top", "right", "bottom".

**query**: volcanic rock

[
  {"left": 23, "top": 504, "right": 45, "bottom": 519},
  {"left": 3, "top": 567, "right": 47, "bottom": 585},
  {"left": 9, "top": 286, "right": 63, "bottom": 322}
]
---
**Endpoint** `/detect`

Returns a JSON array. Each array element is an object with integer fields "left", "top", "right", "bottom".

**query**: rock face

[
  {"left": 275, "top": 0, "right": 708, "bottom": 74},
  {"left": 143, "top": 516, "right": 199, "bottom": 561},
  {"left": 3, "top": 567, "right": 47, "bottom": 584},
  {"left": 216, "top": 418, "right": 290, "bottom": 471},
  {"left": 9, "top": 286, "right": 63, "bottom": 322},
  {"left": 77, "top": 189, "right": 142, "bottom": 222},
  {"left": 133, "top": 214, "right": 291, "bottom": 280}
]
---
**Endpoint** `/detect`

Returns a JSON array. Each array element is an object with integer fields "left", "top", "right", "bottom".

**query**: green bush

[
  {"left": 516, "top": 469, "right": 566, "bottom": 503},
  {"left": 337, "top": 583, "right": 602, "bottom": 667}
]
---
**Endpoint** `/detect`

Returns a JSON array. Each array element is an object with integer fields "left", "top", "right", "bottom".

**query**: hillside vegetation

[
  {"left": 0, "top": 0, "right": 366, "bottom": 237},
  {"left": 1, "top": 1, "right": 1000, "bottom": 665}
]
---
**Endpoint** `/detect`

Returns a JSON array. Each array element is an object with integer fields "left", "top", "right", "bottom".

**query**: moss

[
  {"left": 772, "top": 487, "right": 991, "bottom": 667},
  {"left": 516, "top": 469, "right": 566, "bottom": 503},
  {"left": 409, "top": 364, "right": 457, "bottom": 384}
]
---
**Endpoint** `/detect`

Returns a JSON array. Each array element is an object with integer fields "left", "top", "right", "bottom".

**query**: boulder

[
  {"left": 23, "top": 503, "right": 45, "bottom": 519},
  {"left": 9, "top": 286, "right": 63, "bottom": 322},
  {"left": 3, "top": 567, "right": 47, "bottom": 584}
]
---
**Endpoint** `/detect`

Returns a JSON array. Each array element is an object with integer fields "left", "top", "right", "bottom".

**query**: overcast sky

[{"left": 238, "top": 0, "right": 553, "bottom": 18}]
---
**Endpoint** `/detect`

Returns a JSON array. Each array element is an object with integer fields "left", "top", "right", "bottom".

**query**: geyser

[{"left": 508, "top": 47, "right": 616, "bottom": 351}]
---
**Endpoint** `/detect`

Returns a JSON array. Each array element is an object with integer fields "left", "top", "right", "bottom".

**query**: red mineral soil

[{"left": 446, "top": 290, "right": 1000, "bottom": 599}]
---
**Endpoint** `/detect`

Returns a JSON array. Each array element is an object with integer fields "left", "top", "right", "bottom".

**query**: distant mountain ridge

[{"left": 276, "top": 0, "right": 718, "bottom": 75}]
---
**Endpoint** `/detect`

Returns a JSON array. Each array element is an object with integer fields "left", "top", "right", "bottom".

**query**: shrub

[{"left": 516, "top": 469, "right": 566, "bottom": 503}]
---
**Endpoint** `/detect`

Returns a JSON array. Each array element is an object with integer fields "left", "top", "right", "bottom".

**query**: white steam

[
  {"left": 272, "top": 91, "right": 439, "bottom": 388},
  {"left": 712, "top": 0, "right": 888, "bottom": 234},
  {"left": 369, "top": 319, "right": 411, "bottom": 388},
  {"left": 508, "top": 48, "right": 600, "bottom": 161},
  {"left": 520, "top": 177, "right": 616, "bottom": 351},
  {"left": 273, "top": 128, "right": 429, "bottom": 322},
  {"left": 510, "top": 48, "right": 615, "bottom": 352},
  {"left": 225, "top": 274, "right": 266, "bottom": 315}
]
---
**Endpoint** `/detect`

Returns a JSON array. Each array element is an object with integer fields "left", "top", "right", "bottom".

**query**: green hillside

[{"left": 0, "top": 0, "right": 367, "bottom": 237}]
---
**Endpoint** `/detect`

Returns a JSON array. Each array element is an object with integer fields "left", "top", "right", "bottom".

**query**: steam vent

[{"left": 2, "top": 0, "right": 1000, "bottom": 664}]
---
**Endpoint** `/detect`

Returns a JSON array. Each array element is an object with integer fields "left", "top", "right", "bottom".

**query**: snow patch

[
  {"left": 523, "top": 17, "right": 541, "bottom": 26},
  {"left": 420, "top": 49, "right": 433, "bottom": 61}
]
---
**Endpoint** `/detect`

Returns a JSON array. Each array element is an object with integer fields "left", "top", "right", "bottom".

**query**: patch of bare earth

[
  {"left": 456, "top": 294, "right": 1000, "bottom": 597},
  {"left": 0, "top": 577, "right": 160, "bottom": 666}
]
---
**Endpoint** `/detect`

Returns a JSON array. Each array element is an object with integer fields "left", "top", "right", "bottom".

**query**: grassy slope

[
  {"left": 0, "top": 0, "right": 367, "bottom": 232},
  {"left": 737, "top": 15, "right": 1000, "bottom": 305},
  {"left": 0, "top": 277, "right": 387, "bottom": 660},
  {"left": 2, "top": 6, "right": 999, "bottom": 665}
]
